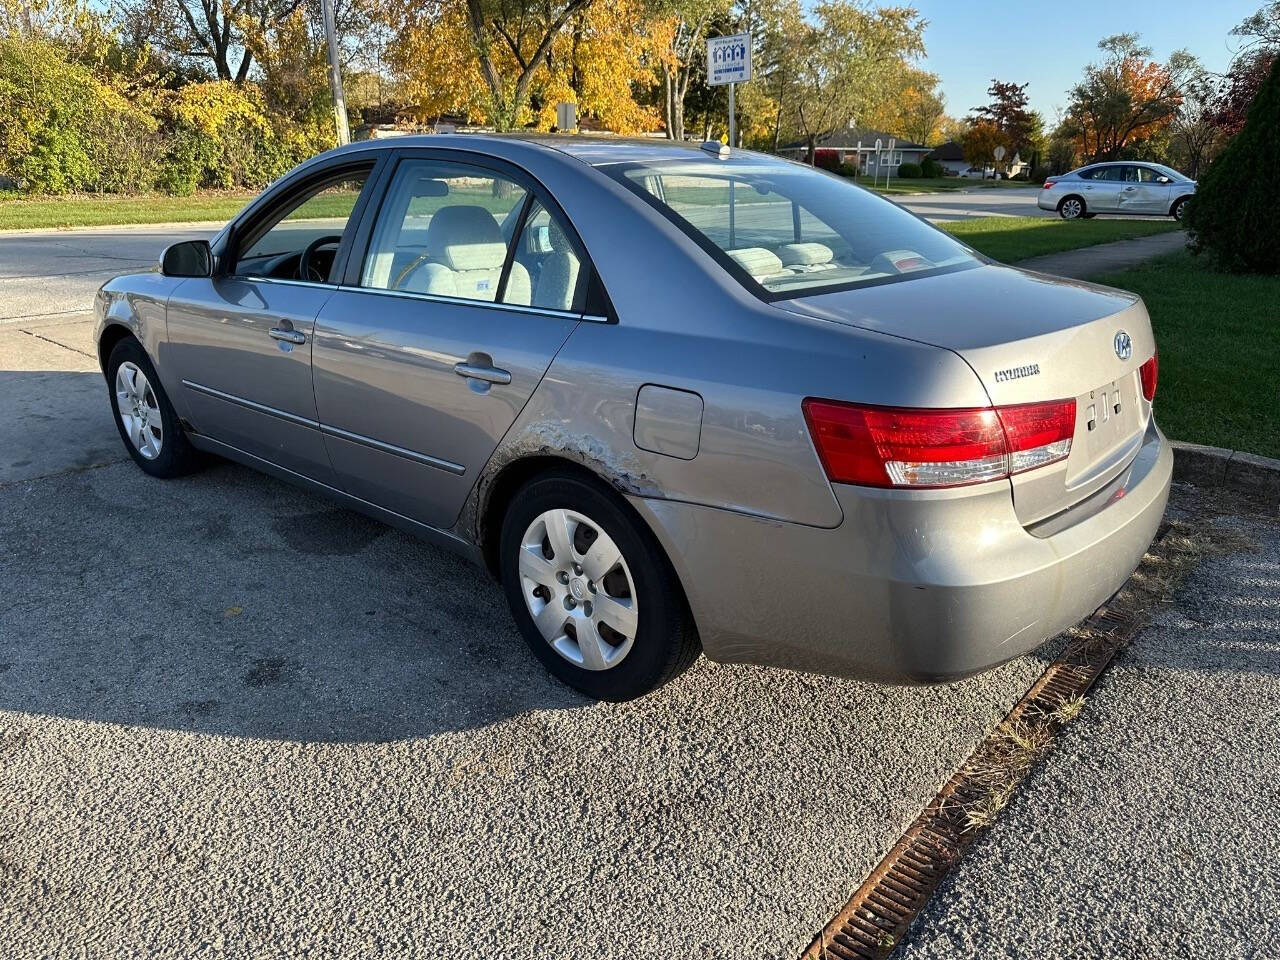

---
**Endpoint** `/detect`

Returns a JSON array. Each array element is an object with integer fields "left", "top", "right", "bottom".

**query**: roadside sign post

[
  {"left": 886, "top": 137, "right": 896, "bottom": 189},
  {"left": 873, "top": 139, "right": 882, "bottom": 187},
  {"left": 706, "top": 33, "right": 752, "bottom": 146},
  {"left": 994, "top": 144, "right": 1006, "bottom": 180}
]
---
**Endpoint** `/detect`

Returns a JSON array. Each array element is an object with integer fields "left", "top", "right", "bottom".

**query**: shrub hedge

[
  {"left": 896, "top": 161, "right": 922, "bottom": 178},
  {"left": 0, "top": 37, "right": 333, "bottom": 195},
  {"left": 1187, "top": 56, "right": 1280, "bottom": 273}
]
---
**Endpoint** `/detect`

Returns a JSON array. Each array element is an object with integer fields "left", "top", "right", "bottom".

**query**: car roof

[{"left": 318, "top": 133, "right": 771, "bottom": 169}]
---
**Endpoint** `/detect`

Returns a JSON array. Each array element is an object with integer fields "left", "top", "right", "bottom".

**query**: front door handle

[
  {"left": 269, "top": 327, "right": 306, "bottom": 345},
  {"left": 454, "top": 361, "right": 512, "bottom": 385}
]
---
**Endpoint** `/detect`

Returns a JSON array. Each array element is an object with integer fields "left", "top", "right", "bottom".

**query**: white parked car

[
  {"left": 1039, "top": 162, "right": 1196, "bottom": 220},
  {"left": 958, "top": 165, "right": 994, "bottom": 179}
]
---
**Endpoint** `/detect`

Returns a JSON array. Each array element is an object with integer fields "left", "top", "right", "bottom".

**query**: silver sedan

[
  {"left": 1039, "top": 161, "right": 1196, "bottom": 220},
  {"left": 94, "top": 136, "right": 1171, "bottom": 700}
]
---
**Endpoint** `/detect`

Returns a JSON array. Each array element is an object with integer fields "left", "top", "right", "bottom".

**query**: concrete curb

[{"left": 1172, "top": 440, "right": 1280, "bottom": 505}]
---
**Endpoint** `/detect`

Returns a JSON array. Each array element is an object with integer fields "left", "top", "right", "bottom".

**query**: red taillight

[
  {"left": 1139, "top": 352, "right": 1158, "bottom": 402},
  {"left": 802, "top": 398, "right": 1076, "bottom": 489},
  {"left": 1043, "top": 180, "right": 1057, "bottom": 190}
]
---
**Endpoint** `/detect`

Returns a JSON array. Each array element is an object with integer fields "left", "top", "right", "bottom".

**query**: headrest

[
  {"left": 726, "top": 247, "right": 784, "bottom": 279},
  {"left": 777, "top": 242, "right": 834, "bottom": 267},
  {"left": 426, "top": 205, "right": 508, "bottom": 271}
]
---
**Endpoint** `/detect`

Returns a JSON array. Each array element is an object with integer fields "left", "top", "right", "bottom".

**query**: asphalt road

[
  {"left": 0, "top": 220, "right": 1059, "bottom": 959},
  {"left": 900, "top": 493, "right": 1280, "bottom": 960}
]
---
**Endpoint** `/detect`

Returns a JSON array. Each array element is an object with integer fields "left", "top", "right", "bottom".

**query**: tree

[
  {"left": 961, "top": 119, "right": 1005, "bottom": 168},
  {"left": 1186, "top": 56, "right": 1280, "bottom": 272},
  {"left": 1232, "top": 1, "right": 1280, "bottom": 48},
  {"left": 860, "top": 66, "right": 945, "bottom": 145},
  {"left": 1168, "top": 71, "right": 1220, "bottom": 178},
  {"left": 1060, "top": 34, "right": 1197, "bottom": 161},
  {"left": 117, "top": 0, "right": 312, "bottom": 83},
  {"left": 653, "top": 0, "right": 728, "bottom": 141},
  {"left": 782, "top": 1, "right": 926, "bottom": 163},
  {"left": 1212, "top": 47, "right": 1277, "bottom": 138}
]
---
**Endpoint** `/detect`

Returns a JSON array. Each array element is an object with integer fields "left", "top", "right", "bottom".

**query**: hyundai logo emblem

[{"left": 1114, "top": 330, "right": 1132, "bottom": 361}]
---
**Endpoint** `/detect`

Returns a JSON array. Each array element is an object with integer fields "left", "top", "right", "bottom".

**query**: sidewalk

[
  {"left": 899, "top": 484, "right": 1280, "bottom": 959},
  {"left": 1015, "top": 229, "right": 1187, "bottom": 279}
]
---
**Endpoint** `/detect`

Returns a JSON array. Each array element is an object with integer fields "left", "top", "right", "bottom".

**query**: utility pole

[{"left": 321, "top": 0, "right": 350, "bottom": 146}]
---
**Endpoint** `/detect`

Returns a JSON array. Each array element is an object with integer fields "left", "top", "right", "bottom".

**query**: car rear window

[{"left": 601, "top": 156, "right": 981, "bottom": 300}]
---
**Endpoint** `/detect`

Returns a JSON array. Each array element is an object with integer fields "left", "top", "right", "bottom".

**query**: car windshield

[{"left": 601, "top": 156, "right": 981, "bottom": 300}]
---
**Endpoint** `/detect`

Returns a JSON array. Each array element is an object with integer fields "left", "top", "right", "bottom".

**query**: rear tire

[
  {"left": 107, "top": 336, "right": 199, "bottom": 478},
  {"left": 1058, "top": 196, "right": 1085, "bottom": 220},
  {"left": 499, "top": 470, "right": 700, "bottom": 701}
]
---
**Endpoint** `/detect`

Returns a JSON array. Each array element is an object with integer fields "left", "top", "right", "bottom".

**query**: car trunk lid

[{"left": 783, "top": 263, "right": 1157, "bottom": 524}]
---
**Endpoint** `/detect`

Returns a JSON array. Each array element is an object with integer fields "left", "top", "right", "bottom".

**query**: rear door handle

[
  {"left": 269, "top": 327, "right": 306, "bottom": 345},
  {"left": 454, "top": 361, "right": 512, "bottom": 385}
]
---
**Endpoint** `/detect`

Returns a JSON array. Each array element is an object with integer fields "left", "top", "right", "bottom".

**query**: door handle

[
  {"left": 269, "top": 327, "right": 306, "bottom": 345},
  {"left": 1123, "top": 186, "right": 1137, "bottom": 192},
  {"left": 454, "top": 361, "right": 512, "bottom": 385}
]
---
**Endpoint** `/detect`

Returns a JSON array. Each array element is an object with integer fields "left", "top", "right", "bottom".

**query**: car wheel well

[
  {"left": 479, "top": 457, "right": 693, "bottom": 622},
  {"left": 479, "top": 456, "right": 623, "bottom": 577},
  {"left": 98, "top": 323, "right": 136, "bottom": 374},
  {"left": 1170, "top": 194, "right": 1191, "bottom": 216}
]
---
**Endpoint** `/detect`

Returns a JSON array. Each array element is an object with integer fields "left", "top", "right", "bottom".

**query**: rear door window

[{"left": 361, "top": 159, "right": 527, "bottom": 302}]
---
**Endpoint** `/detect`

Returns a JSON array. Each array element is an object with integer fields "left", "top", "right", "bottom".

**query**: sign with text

[{"left": 707, "top": 33, "right": 752, "bottom": 86}]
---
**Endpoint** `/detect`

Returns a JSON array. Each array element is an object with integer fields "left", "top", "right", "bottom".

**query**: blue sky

[{"left": 910, "top": 0, "right": 1263, "bottom": 124}]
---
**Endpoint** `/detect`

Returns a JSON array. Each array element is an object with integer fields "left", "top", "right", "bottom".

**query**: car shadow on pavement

[{"left": 1, "top": 440, "right": 591, "bottom": 742}]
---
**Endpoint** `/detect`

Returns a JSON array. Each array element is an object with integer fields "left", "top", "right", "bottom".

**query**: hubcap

[
  {"left": 115, "top": 361, "right": 163, "bottom": 460},
  {"left": 1063, "top": 199, "right": 1081, "bottom": 219},
  {"left": 517, "top": 508, "right": 638, "bottom": 671}
]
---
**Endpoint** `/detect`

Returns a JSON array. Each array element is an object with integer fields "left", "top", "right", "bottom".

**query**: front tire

[
  {"left": 499, "top": 470, "right": 700, "bottom": 701},
  {"left": 1172, "top": 197, "right": 1189, "bottom": 222},
  {"left": 1058, "top": 196, "right": 1085, "bottom": 220},
  {"left": 107, "top": 336, "right": 199, "bottom": 478}
]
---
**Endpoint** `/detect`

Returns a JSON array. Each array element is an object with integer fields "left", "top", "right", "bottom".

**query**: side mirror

[
  {"left": 160, "top": 239, "right": 212, "bottom": 278},
  {"left": 1157, "top": 176, "right": 1172, "bottom": 184}
]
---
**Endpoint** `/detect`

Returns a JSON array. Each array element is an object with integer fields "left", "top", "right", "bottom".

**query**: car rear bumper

[
  {"left": 1037, "top": 194, "right": 1056, "bottom": 210},
  {"left": 630, "top": 420, "right": 1172, "bottom": 683}
]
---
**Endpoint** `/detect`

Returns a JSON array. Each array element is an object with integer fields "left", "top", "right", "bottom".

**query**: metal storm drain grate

[{"left": 799, "top": 531, "right": 1179, "bottom": 960}]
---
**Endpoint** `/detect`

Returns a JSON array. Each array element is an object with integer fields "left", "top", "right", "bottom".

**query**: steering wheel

[{"left": 299, "top": 235, "right": 343, "bottom": 282}]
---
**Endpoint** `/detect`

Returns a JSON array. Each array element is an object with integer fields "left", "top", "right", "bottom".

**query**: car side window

[
  {"left": 1137, "top": 167, "right": 1162, "bottom": 183},
  {"left": 236, "top": 170, "right": 372, "bottom": 283},
  {"left": 1076, "top": 168, "right": 1097, "bottom": 180},
  {"left": 1121, "top": 166, "right": 1140, "bottom": 182},
  {"left": 361, "top": 159, "right": 527, "bottom": 302},
  {"left": 1096, "top": 167, "right": 1125, "bottom": 182},
  {"left": 505, "top": 200, "right": 586, "bottom": 312}
]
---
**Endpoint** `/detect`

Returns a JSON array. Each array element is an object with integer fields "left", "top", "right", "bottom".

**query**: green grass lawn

[
  {"left": 0, "top": 191, "right": 258, "bottom": 230},
  {"left": 942, "top": 216, "right": 1182, "bottom": 263},
  {"left": 1094, "top": 251, "right": 1279, "bottom": 459},
  {"left": 857, "top": 176, "right": 1035, "bottom": 195},
  {"left": 0, "top": 183, "right": 524, "bottom": 230}
]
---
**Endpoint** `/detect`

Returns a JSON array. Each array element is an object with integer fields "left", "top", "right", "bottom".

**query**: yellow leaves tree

[
  {"left": 859, "top": 66, "right": 945, "bottom": 144},
  {"left": 387, "top": 0, "right": 665, "bottom": 133}
]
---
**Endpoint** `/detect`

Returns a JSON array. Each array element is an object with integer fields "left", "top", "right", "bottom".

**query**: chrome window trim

[
  {"left": 334, "top": 283, "right": 607, "bottom": 323},
  {"left": 238, "top": 276, "right": 336, "bottom": 291},
  {"left": 318, "top": 422, "right": 466, "bottom": 475},
  {"left": 182, "top": 379, "right": 319, "bottom": 429},
  {"left": 182, "top": 379, "right": 466, "bottom": 475}
]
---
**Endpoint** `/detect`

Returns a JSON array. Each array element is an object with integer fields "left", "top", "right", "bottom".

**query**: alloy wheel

[
  {"left": 115, "top": 361, "right": 163, "bottom": 460},
  {"left": 1060, "top": 198, "right": 1082, "bottom": 220},
  {"left": 517, "top": 508, "right": 638, "bottom": 671}
]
